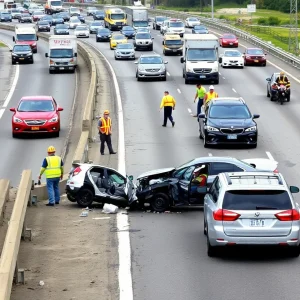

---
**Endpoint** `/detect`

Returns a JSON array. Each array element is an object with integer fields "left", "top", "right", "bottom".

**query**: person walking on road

[
  {"left": 160, "top": 91, "right": 176, "bottom": 127},
  {"left": 98, "top": 110, "right": 117, "bottom": 155},
  {"left": 194, "top": 83, "right": 206, "bottom": 117},
  {"left": 204, "top": 85, "right": 218, "bottom": 112},
  {"left": 38, "top": 146, "right": 64, "bottom": 206}
]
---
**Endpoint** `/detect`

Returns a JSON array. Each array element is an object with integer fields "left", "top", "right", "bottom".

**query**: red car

[
  {"left": 219, "top": 33, "right": 238, "bottom": 47},
  {"left": 244, "top": 47, "right": 267, "bottom": 66},
  {"left": 10, "top": 96, "right": 63, "bottom": 138},
  {"left": 32, "top": 11, "right": 45, "bottom": 22}
]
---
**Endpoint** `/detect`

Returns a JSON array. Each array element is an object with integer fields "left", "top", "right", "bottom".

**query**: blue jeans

[
  {"left": 197, "top": 98, "right": 204, "bottom": 116},
  {"left": 46, "top": 177, "right": 60, "bottom": 204}
]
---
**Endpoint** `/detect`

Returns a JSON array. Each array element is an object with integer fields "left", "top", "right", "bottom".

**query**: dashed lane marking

[
  {"left": 177, "top": 88, "right": 181, "bottom": 94},
  {"left": 208, "top": 153, "right": 213, "bottom": 156},
  {"left": 266, "top": 151, "right": 275, "bottom": 161},
  {"left": 232, "top": 88, "right": 237, "bottom": 93},
  {"left": 0, "top": 109, "right": 4, "bottom": 120},
  {"left": 167, "top": 72, "right": 170, "bottom": 76}
]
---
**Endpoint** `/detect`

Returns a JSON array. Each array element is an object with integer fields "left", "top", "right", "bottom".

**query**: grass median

[{"left": 0, "top": 42, "right": 6, "bottom": 47}]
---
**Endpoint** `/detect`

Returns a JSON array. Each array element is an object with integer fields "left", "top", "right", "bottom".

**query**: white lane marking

[
  {"left": 0, "top": 109, "right": 5, "bottom": 119},
  {"left": 211, "top": 29, "right": 300, "bottom": 84},
  {"left": 219, "top": 72, "right": 221, "bottom": 75},
  {"left": 84, "top": 43, "right": 133, "bottom": 300},
  {"left": 188, "top": 108, "right": 192, "bottom": 114},
  {"left": 266, "top": 151, "right": 275, "bottom": 161},
  {"left": 177, "top": 88, "right": 181, "bottom": 94},
  {"left": 3, "top": 65, "right": 19, "bottom": 108},
  {"left": 167, "top": 72, "right": 170, "bottom": 76},
  {"left": 232, "top": 88, "right": 237, "bottom": 93},
  {"left": 208, "top": 153, "right": 213, "bottom": 156}
]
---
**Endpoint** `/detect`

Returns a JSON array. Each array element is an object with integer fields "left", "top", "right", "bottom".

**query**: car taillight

[
  {"left": 72, "top": 167, "right": 81, "bottom": 176},
  {"left": 213, "top": 209, "right": 240, "bottom": 221},
  {"left": 275, "top": 209, "right": 299, "bottom": 221},
  {"left": 273, "top": 169, "right": 279, "bottom": 173}
]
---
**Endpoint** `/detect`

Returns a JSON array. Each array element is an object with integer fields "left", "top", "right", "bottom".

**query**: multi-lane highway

[
  {"left": 0, "top": 30, "right": 76, "bottom": 186},
  {"left": 79, "top": 14, "right": 300, "bottom": 300}
]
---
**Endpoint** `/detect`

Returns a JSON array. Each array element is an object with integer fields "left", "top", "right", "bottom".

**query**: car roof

[
  {"left": 183, "top": 156, "right": 253, "bottom": 167},
  {"left": 20, "top": 96, "right": 53, "bottom": 101},
  {"left": 210, "top": 97, "right": 246, "bottom": 106},
  {"left": 140, "top": 53, "right": 161, "bottom": 58}
]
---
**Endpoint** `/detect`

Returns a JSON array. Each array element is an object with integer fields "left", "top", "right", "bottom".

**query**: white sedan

[
  {"left": 69, "top": 16, "right": 81, "bottom": 29},
  {"left": 219, "top": 49, "right": 244, "bottom": 68},
  {"left": 185, "top": 17, "right": 200, "bottom": 28},
  {"left": 74, "top": 25, "right": 90, "bottom": 38}
]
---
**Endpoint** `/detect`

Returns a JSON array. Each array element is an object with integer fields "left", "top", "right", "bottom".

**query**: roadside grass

[{"left": 0, "top": 42, "right": 6, "bottom": 47}]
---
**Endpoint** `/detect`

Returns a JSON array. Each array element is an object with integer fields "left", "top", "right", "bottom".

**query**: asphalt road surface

[{"left": 0, "top": 29, "right": 76, "bottom": 186}]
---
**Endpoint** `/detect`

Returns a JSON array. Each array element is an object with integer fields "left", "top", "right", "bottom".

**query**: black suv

[
  {"left": 11, "top": 45, "right": 34, "bottom": 65},
  {"left": 153, "top": 15, "right": 167, "bottom": 30},
  {"left": 198, "top": 97, "right": 259, "bottom": 148}
]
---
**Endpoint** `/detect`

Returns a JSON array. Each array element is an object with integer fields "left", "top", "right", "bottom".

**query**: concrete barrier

[
  {"left": 0, "top": 170, "right": 32, "bottom": 300},
  {"left": 0, "top": 180, "right": 10, "bottom": 226}
]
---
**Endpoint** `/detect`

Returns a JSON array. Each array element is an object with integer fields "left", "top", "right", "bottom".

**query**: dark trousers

[
  {"left": 197, "top": 98, "right": 204, "bottom": 116},
  {"left": 100, "top": 133, "right": 114, "bottom": 154},
  {"left": 163, "top": 106, "right": 174, "bottom": 126}
]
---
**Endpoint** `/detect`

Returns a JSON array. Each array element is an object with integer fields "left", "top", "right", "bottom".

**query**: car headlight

[
  {"left": 245, "top": 126, "right": 256, "bottom": 132},
  {"left": 12, "top": 53, "right": 18, "bottom": 56},
  {"left": 160, "top": 66, "right": 166, "bottom": 71},
  {"left": 49, "top": 116, "right": 58, "bottom": 122},
  {"left": 26, "top": 53, "right": 32, "bottom": 56},
  {"left": 187, "top": 67, "right": 193, "bottom": 72},
  {"left": 32, "top": 43, "right": 37, "bottom": 46},
  {"left": 206, "top": 126, "right": 219, "bottom": 132},
  {"left": 13, "top": 117, "right": 23, "bottom": 123},
  {"left": 116, "top": 51, "right": 121, "bottom": 54},
  {"left": 246, "top": 55, "right": 251, "bottom": 59},
  {"left": 138, "top": 66, "right": 145, "bottom": 71}
]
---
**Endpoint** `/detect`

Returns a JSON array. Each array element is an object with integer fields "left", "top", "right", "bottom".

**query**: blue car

[
  {"left": 120, "top": 26, "right": 135, "bottom": 38},
  {"left": 192, "top": 25, "right": 208, "bottom": 34},
  {"left": 0, "top": 12, "right": 12, "bottom": 22}
]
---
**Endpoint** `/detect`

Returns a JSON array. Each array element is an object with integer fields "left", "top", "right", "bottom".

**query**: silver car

[
  {"left": 204, "top": 172, "right": 300, "bottom": 257},
  {"left": 133, "top": 32, "right": 154, "bottom": 51},
  {"left": 115, "top": 43, "right": 135, "bottom": 60},
  {"left": 69, "top": 16, "right": 81, "bottom": 29},
  {"left": 135, "top": 54, "right": 168, "bottom": 81},
  {"left": 89, "top": 21, "right": 104, "bottom": 34}
]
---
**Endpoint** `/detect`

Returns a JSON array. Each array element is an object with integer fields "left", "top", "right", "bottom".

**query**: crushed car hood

[
  {"left": 242, "top": 158, "right": 278, "bottom": 172},
  {"left": 137, "top": 167, "right": 175, "bottom": 180}
]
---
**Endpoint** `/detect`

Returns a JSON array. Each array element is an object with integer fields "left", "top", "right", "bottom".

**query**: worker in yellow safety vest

[
  {"left": 98, "top": 110, "right": 117, "bottom": 155},
  {"left": 38, "top": 146, "right": 64, "bottom": 206},
  {"left": 204, "top": 85, "right": 218, "bottom": 112},
  {"left": 160, "top": 91, "right": 176, "bottom": 127}
]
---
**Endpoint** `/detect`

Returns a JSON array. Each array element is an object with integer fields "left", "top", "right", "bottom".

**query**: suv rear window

[{"left": 223, "top": 190, "right": 292, "bottom": 210}]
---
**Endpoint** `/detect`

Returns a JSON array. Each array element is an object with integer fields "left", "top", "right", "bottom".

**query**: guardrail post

[{"left": 13, "top": 262, "right": 25, "bottom": 285}]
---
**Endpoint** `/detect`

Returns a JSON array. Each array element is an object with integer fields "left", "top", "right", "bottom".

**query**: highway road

[
  {"left": 80, "top": 14, "right": 300, "bottom": 300},
  {"left": 0, "top": 29, "right": 76, "bottom": 186}
]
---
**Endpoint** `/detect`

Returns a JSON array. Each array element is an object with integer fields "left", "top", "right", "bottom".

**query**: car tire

[
  {"left": 30, "top": 60, "right": 34, "bottom": 64},
  {"left": 267, "top": 88, "right": 270, "bottom": 97},
  {"left": 162, "top": 76, "right": 166, "bottom": 81},
  {"left": 76, "top": 187, "right": 94, "bottom": 207},
  {"left": 54, "top": 131, "right": 59, "bottom": 137},
  {"left": 207, "top": 234, "right": 218, "bottom": 257},
  {"left": 12, "top": 132, "right": 17, "bottom": 138},
  {"left": 96, "top": 38, "right": 100, "bottom": 42},
  {"left": 66, "top": 194, "right": 75, "bottom": 203},
  {"left": 185, "top": 77, "right": 189, "bottom": 84},
  {"left": 203, "top": 134, "right": 208, "bottom": 148},
  {"left": 150, "top": 193, "right": 170, "bottom": 212},
  {"left": 288, "top": 247, "right": 300, "bottom": 258},
  {"left": 287, "top": 94, "right": 291, "bottom": 102},
  {"left": 214, "top": 79, "right": 219, "bottom": 84},
  {"left": 204, "top": 218, "right": 207, "bottom": 235},
  {"left": 12, "top": 60, "right": 16, "bottom": 65}
]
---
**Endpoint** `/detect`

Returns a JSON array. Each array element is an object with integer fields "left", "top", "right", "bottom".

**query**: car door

[
  {"left": 177, "top": 166, "right": 195, "bottom": 204},
  {"left": 208, "top": 162, "right": 236, "bottom": 186}
]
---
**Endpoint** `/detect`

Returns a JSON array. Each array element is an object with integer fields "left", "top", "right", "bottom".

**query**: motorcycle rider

[
  {"left": 270, "top": 81, "right": 278, "bottom": 99},
  {"left": 275, "top": 71, "right": 291, "bottom": 100}
]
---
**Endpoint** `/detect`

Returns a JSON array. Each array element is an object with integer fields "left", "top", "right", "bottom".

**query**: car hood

[
  {"left": 208, "top": 118, "right": 253, "bottom": 127},
  {"left": 194, "top": 30, "right": 208, "bottom": 33},
  {"left": 137, "top": 167, "right": 175, "bottom": 180},
  {"left": 15, "top": 111, "right": 56, "bottom": 119},
  {"left": 222, "top": 39, "right": 237, "bottom": 42},
  {"left": 242, "top": 158, "right": 278, "bottom": 172},
  {"left": 16, "top": 41, "right": 36, "bottom": 45},
  {"left": 139, "top": 63, "right": 163, "bottom": 69},
  {"left": 14, "top": 50, "right": 32, "bottom": 55}
]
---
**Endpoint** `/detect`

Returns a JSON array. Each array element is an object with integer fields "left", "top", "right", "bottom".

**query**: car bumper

[
  {"left": 137, "top": 70, "right": 166, "bottom": 78},
  {"left": 12, "top": 122, "right": 60, "bottom": 134},
  {"left": 204, "top": 131, "right": 257, "bottom": 145},
  {"left": 209, "top": 226, "right": 300, "bottom": 247},
  {"left": 76, "top": 34, "right": 89, "bottom": 37},
  {"left": 66, "top": 184, "right": 81, "bottom": 197},
  {"left": 222, "top": 61, "right": 244, "bottom": 67},
  {"left": 50, "top": 65, "right": 75, "bottom": 71},
  {"left": 21, "top": 19, "right": 32, "bottom": 22},
  {"left": 115, "top": 53, "right": 135, "bottom": 59},
  {"left": 135, "top": 43, "right": 152, "bottom": 49},
  {"left": 97, "top": 37, "right": 110, "bottom": 41},
  {"left": 222, "top": 42, "right": 238, "bottom": 47},
  {"left": 164, "top": 48, "right": 182, "bottom": 54},
  {"left": 186, "top": 71, "right": 219, "bottom": 81},
  {"left": 245, "top": 58, "right": 266, "bottom": 65},
  {"left": 38, "top": 27, "right": 51, "bottom": 31},
  {"left": 0, "top": 19, "right": 12, "bottom": 22},
  {"left": 12, "top": 56, "right": 33, "bottom": 63},
  {"left": 55, "top": 31, "right": 69, "bottom": 35}
]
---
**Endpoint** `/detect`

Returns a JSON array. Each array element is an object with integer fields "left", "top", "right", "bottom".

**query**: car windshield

[
  {"left": 51, "top": 0, "right": 62, "bottom": 6},
  {"left": 16, "top": 34, "right": 36, "bottom": 41},
  {"left": 11, "top": 9, "right": 20, "bottom": 13},
  {"left": 22, "top": 13, "right": 30, "bottom": 17},
  {"left": 42, "top": 16, "right": 52, "bottom": 20},
  {"left": 247, "top": 49, "right": 264, "bottom": 55},
  {"left": 223, "top": 34, "right": 236, "bottom": 39},
  {"left": 56, "top": 24, "right": 68, "bottom": 28},
  {"left": 14, "top": 45, "right": 31, "bottom": 51},
  {"left": 1, "top": 12, "right": 11, "bottom": 15},
  {"left": 91, "top": 22, "right": 103, "bottom": 26},
  {"left": 34, "top": 11, "right": 43, "bottom": 15},
  {"left": 111, "top": 13, "right": 125, "bottom": 20},
  {"left": 194, "top": 25, "right": 206, "bottom": 30},
  {"left": 98, "top": 29, "right": 110, "bottom": 34},
  {"left": 70, "top": 8, "right": 79, "bottom": 12},
  {"left": 117, "top": 43, "right": 133, "bottom": 49},
  {"left": 140, "top": 56, "right": 162, "bottom": 64},
  {"left": 156, "top": 17, "right": 166, "bottom": 22},
  {"left": 50, "top": 48, "right": 73, "bottom": 58},
  {"left": 89, "top": 7, "right": 97, "bottom": 10},
  {"left": 209, "top": 105, "right": 251, "bottom": 119},
  {"left": 136, "top": 33, "right": 151, "bottom": 39},
  {"left": 76, "top": 26, "right": 87, "bottom": 30},
  {"left": 224, "top": 51, "right": 242, "bottom": 57},
  {"left": 123, "top": 26, "right": 133, "bottom": 31},
  {"left": 170, "top": 22, "right": 184, "bottom": 27},
  {"left": 187, "top": 49, "right": 217, "bottom": 61},
  {"left": 222, "top": 190, "right": 292, "bottom": 210},
  {"left": 189, "top": 17, "right": 198, "bottom": 21},
  {"left": 113, "top": 35, "right": 125, "bottom": 40},
  {"left": 18, "top": 100, "right": 54, "bottom": 112},
  {"left": 95, "top": 11, "right": 104, "bottom": 15},
  {"left": 165, "top": 39, "right": 183, "bottom": 45},
  {"left": 133, "top": 21, "right": 148, "bottom": 27}
]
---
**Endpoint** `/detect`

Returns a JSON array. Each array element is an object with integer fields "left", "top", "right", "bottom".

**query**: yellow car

[{"left": 110, "top": 34, "right": 128, "bottom": 50}]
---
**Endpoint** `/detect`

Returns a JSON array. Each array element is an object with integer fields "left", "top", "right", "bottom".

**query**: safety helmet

[
  {"left": 280, "top": 71, "right": 285, "bottom": 76},
  {"left": 104, "top": 110, "right": 110, "bottom": 115},
  {"left": 209, "top": 85, "right": 214, "bottom": 90},
  {"left": 47, "top": 146, "right": 56, "bottom": 153}
]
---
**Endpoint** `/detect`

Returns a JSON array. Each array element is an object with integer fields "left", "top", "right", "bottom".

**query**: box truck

[{"left": 125, "top": 6, "right": 148, "bottom": 30}]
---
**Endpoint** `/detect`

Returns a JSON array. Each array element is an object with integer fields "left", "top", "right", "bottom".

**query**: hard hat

[
  {"left": 47, "top": 146, "right": 56, "bottom": 153},
  {"left": 280, "top": 71, "right": 284, "bottom": 75},
  {"left": 209, "top": 85, "right": 214, "bottom": 90},
  {"left": 104, "top": 110, "right": 110, "bottom": 115}
]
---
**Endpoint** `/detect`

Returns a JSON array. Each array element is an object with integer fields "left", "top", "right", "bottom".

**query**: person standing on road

[
  {"left": 160, "top": 91, "right": 176, "bottom": 127},
  {"left": 98, "top": 110, "right": 117, "bottom": 155},
  {"left": 204, "top": 85, "right": 218, "bottom": 112},
  {"left": 38, "top": 146, "right": 64, "bottom": 206},
  {"left": 194, "top": 83, "right": 206, "bottom": 117}
]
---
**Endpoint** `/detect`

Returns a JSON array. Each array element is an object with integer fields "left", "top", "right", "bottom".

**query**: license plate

[
  {"left": 59, "top": 67, "right": 64, "bottom": 70},
  {"left": 31, "top": 126, "right": 39, "bottom": 130},
  {"left": 199, "top": 75, "right": 206, "bottom": 78},
  {"left": 230, "top": 43, "right": 233, "bottom": 45},
  {"left": 172, "top": 49, "right": 177, "bottom": 52},
  {"left": 254, "top": 60, "right": 259, "bottom": 62},
  {"left": 250, "top": 219, "right": 265, "bottom": 227},
  {"left": 19, "top": 58, "right": 24, "bottom": 60},
  {"left": 227, "top": 134, "right": 237, "bottom": 139}
]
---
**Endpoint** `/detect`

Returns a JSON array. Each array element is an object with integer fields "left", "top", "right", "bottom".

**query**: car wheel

[
  {"left": 150, "top": 193, "right": 170, "bottom": 212},
  {"left": 115, "top": 56, "right": 118, "bottom": 60},
  {"left": 214, "top": 79, "right": 219, "bottom": 84},
  {"left": 267, "top": 88, "right": 270, "bottom": 97},
  {"left": 204, "top": 218, "right": 207, "bottom": 235},
  {"left": 203, "top": 134, "right": 208, "bottom": 148},
  {"left": 207, "top": 234, "right": 218, "bottom": 257},
  {"left": 185, "top": 77, "right": 189, "bottom": 84},
  {"left": 12, "top": 60, "right": 16, "bottom": 65},
  {"left": 288, "top": 247, "right": 300, "bottom": 258},
  {"left": 250, "top": 143, "right": 257, "bottom": 149},
  {"left": 12, "top": 132, "right": 17, "bottom": 138},
  {"left": 162, "top": 75, "right": 166, "bottom": 81},
  {"left": 287, "top": 94, "right": 291, "bottom": 102},
  {"left": 54, "top": 131, "right": 59, "bottom": 137},
  {"left": 76, "top": 188, "right": 94, "bottom": 207}
]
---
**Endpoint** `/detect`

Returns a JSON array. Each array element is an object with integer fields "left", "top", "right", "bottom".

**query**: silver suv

[
  {"left": 204, "top": 172, "right": 300, "bottom": 257},
  {"left": 133, "top": 32, "right": 154, "bottom": 51},
  {"left": 134, "top": 54, "right": 168, "bottom": 81}
]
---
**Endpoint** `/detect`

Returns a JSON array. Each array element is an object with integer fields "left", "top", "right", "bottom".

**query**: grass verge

[{"left": 0, "top": 42, "right": 6, "bottom": 48}]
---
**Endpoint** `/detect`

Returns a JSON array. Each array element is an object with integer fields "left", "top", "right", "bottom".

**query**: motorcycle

[{"left": 277, "top": 84, "right": 290, "bottom": 105}]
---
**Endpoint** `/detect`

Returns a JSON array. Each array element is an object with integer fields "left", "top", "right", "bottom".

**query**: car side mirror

[
  {"left": 164, "top": 61, "right": 168, "bottom": 64},
  {"left": 180, "top": 57, "right": 185, "bottom": 63},
  {"left": 45, "top": 53, "right": 48, "bottom": 57},
  {"left": 9, "top": 49, "right": 12, "bottom": 52},
  {"left": 218, "top": 57, "right": 222, "bottom": 63},
  {"left": 253, "top": 114, "right": 260, "bottom": 119},
  {"left": 198, "top": 113, "right": 206, "bottom": 119},
  {"left": 10, "top": 108, "right": 16, "bottom": 112},
  {"left": 290, "top": 186, "right": 299, "bottom": 193},
  {"left": 266, "top": 78, "right": 271, "bottom": 81},
  {"left": 265, "top": 53, "right": 267, "bottom": 55},
  {"left": 134, "top": 61, "right": 138, "bottom": 64},
  {"left": 162, "top": 41, "right": 164, "bottom": 45},
  {"left": 128, "top": 175, "right": 133, "bottom": 181},
  {"left": 152, "top": 37, "right": 154, "bottom": 39},
  {"left": 74, "top": 53, "right": 77, "bottom": 57},
  {"left": 57, "top": 107, "right": 63, "bottom": 111}
]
